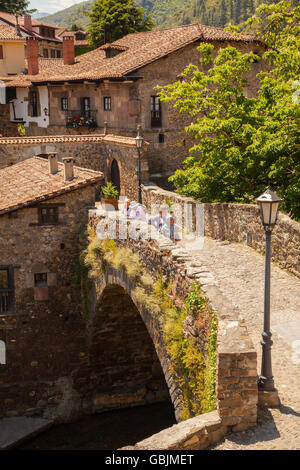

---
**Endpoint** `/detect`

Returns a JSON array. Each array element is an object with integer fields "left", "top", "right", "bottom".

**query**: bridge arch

[{"left": 87, "top": 266, "right": 184, "bottom": 421}]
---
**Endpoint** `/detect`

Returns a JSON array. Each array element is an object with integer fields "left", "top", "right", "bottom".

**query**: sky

[{"left": 29, "top": 0, "right": 85, "bottom": 14}]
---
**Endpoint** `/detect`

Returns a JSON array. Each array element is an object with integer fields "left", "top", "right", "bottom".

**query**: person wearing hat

[{"left": 129, "top": 202, "right": 147, "bottom": 221}]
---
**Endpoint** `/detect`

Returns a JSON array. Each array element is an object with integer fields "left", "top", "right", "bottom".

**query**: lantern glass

[
  {"left": 260, "top": 201, "right": 271, "bottom": 226},
  {"left": 270, "top": 201, "right": 279, "bottom": 225},
  {"left": 136, "top": 136, "right": 143, "bottom": 149},
  {"left": 256, "top": 188, "right": 282, "bottom": 228}
]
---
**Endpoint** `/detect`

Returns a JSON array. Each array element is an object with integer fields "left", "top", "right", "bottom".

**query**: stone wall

[
  {"left": 0, "top": 104, "right": 20, "bottom": 137},
  {"left": 0, "top": 135, "right": 149, "bottom": 201},
  {"left": 0, "top": 186, "right": 97, "bottom": 420},
  {"left": 142, "top": 183, "right": 300, "bottom": 278},
  {"left": 88, "top": 211, "right": 258, "bottom": 437}
]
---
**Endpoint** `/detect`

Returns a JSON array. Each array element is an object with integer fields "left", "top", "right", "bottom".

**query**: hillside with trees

[{"left": 40, "top": 0, "right": 281, "bottom": 30}]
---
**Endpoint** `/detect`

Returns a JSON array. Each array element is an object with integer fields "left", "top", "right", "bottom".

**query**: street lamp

[
  {"left": 135, "top": 125, "right": 144, "bottom": 204},
  {"left": 256, "top": 187, "right": 282, "bottom": 392}
]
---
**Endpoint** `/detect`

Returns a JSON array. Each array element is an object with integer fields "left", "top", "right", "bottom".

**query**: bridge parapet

[
  {"left": 88, "top": 209, "right": 258, "bottom": 438},
  {"left": 142, "top": 183, "right": 300, "bottom": 278}
]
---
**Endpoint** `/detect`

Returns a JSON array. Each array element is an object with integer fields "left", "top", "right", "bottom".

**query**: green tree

[
  {"left": 0, "top": 0, "right": 36, "bottom": 14},
  {"left": 71, "top": 24, "right": 83, "bottom": 31},
  {"left": 158, "top": 1, "right": 300, "bottom": 219},
  {"left": 87, "top": 0, "right": 154, "bottom": 48}
]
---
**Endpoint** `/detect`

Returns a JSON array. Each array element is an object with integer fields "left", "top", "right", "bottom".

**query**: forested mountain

[
  {"left": 40, "top": 1, "right": 93, "bottom": 28},
  {"left": 159, "top": 0, "right": 280, "bottom": 29},
  {"left": 40, "top": 0, "right": 280, "bottom": 30}
]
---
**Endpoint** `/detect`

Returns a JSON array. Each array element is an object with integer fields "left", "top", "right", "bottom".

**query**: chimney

[
  {"left": 24, "top": 15, "right": 32, "bottom": 32},
  {"left": 26, "top": 37, "right": 39, "bottom": 75},
  {"left": 63, "top": 36, "right": 75, "bottom": 65},
  {"left": 63, "top": 157, "right": 74, "bottom": 181},
  {"left": 48, "top": 153, "right": 58, "bottom": 175}
]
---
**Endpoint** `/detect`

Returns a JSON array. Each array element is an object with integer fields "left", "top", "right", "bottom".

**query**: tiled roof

[
  {"left": 0, "top": 76, "right": 31, "bottom": 87},
  {"left": 0, "top": 134, "right": 141, "bottom": 147},
  {"left": 99, "top": 43, "right": 128, "bottom": 51},
  {"left": 0, "top": 24, "right": 25, "bottom": 41},
  {"left": 20, "top": 23, "right": 263, "bottom": 84},
  {"left": 0, "top": 156, "right": 103, "bottom": 215},
  {"left": 74, "top": 39, "right": 89, "bottom": 47},
  {"left": 0, "top": 11, "right": 59, "bottom": 29},
  {"left": 0, "top": 11, "right": 61, "bottom": 42}
]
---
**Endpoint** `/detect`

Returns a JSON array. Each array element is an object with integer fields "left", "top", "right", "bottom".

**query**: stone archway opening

[
  {"left": 88, "top": 284, "right": 174, "bottom": 416},
  {"left": 110, "top": 159, "right": 120, "bottom": 195}
]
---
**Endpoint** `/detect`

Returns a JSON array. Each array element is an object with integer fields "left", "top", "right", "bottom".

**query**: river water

[{"left": 17, "top": 401, "right": 176, "bottom": 450}]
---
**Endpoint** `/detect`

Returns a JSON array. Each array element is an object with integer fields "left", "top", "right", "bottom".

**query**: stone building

[
  {"left": 0, "top": 134, "right": 150, "bottom": 201},
  {"left": 0, "top": 155, "right": 104, "bottom": 417},
  {"left": 2, "top": 23, "right": 267, "bottom": 183},
  {"left": 56, "top": 28, "right": 92, "bottom": 56},
  {"left": 0, "top": 12, "right": 62, "bottom": 58}
]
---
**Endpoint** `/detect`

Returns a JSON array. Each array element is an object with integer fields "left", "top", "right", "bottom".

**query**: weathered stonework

[
  {"left": 0, "top": 105, "right": 20, "bottom": 137},
  {"left": 0, "top": 186, "right": 96, "bottom": 420},
  {"left": 7, "top": 37, "right": 267, "bottom": 180},
  {"left": 0, "top": 135, "right": 149, "bottom": 201},
  {"left": 88, "top": 210, "right": 258, "bottom": 436}
]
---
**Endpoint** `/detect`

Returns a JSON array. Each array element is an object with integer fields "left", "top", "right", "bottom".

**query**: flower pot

[{"left": 101, "top": 197, "right": 118, "bottom": 210}]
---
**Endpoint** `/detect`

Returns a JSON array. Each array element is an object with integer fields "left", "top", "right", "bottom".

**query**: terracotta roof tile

[
  {"left": 0, "top": 24, "right": 25, "bottom": 41},
  {"left": 0, "top": 156, "right": 103, "bottom": 215},
  {"left": 0, "top": 11, "right": 61, "bottom": 42},
  {"left": 0, "top": 134, "right": 141, "bottom": 147},
  {"left": 18, "top": 23, "right": 262, "bottom": 84}
]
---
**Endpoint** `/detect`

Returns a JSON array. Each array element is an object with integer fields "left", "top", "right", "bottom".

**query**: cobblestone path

[{"left": 181, "top": 237, "right": 300, "bottom": 450}]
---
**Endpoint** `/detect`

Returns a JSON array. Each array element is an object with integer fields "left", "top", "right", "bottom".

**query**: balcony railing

[{"left": 66, "top": 109, "right": 97, "bottom": 129}]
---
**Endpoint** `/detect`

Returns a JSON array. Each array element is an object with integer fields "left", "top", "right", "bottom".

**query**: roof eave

[{"left": 0, "top": 175, "right": 104, "bottom": 217}]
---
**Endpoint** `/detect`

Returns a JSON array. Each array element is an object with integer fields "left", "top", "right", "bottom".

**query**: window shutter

[
  {"left": 36, "top": 89, "right": 41, "bottom": 117},
  {"left": 28, "top": 91, "right": 33, "bottom": 117}
]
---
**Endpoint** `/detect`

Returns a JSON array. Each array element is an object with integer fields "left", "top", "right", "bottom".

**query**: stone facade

[
  {"left": 0, "top": 104, "right": 20, "bottom": 137},
  {"left": 0, "top": 135, "right": 149, "bottom": 202},
  {"left": 6, "top": 38, "right": 266, "bottom": 181},
  {"left": 0, "top": 186, "right": 99, "bottom": 420},
  {"left": 141, "top": 183, "right": 300, "bottom": 278}
]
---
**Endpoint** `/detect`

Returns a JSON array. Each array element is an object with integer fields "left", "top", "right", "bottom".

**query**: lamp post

[
  {"left": 135, "top": 125, "right": 144, "bottom": 204},
  {"left": 256, "top": 187, "right": 282, "bottom": 392}
]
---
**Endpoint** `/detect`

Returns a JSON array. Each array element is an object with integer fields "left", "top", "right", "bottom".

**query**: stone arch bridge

[
  {"left": 86, "top": 210, "right": 258, "bottom": 434},
  {"left": 0, "top": 202, "right": 262, "bottom": 449}
]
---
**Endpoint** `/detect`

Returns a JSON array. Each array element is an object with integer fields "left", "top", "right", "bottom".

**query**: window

[
  {"left": 38, "top": 206, "right": 59, "bottom": 225},
  {"left": 0, "top": 267, "right": 14, "bottom": 313},
  {"left": 158, "top": 133, "right": 165, "bottom": 143},
  {"left": 29, "top": 90, "right": 39, "bottom": 117},
  {"left": 34, "top": 273, "right": 47, "bottom": 287},
  {"left": 43, "top": 48, "right": 49, "bottom": 58},
  {"left": 61, "top": 97, "right": 68, "bottom": 111},
  {"left": 51, "top": 49, "right": 56, "bottom": 58},
  {"left": 0, "top": 46, "right": 3, "bottom": 60},
  {"left": 80, "top": 97, "right": 90, "bottom": 118},
  {"left": 104, "top": 96, "right": 111, "bottom": 111},
  {"left": 151, "top": 96, "right": 162, "bottom": 128},
  {"left": 56, "top": 50, "right": 61, "bottom": 58}
]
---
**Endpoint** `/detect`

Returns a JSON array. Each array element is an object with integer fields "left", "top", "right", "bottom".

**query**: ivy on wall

[{"left": 80, "top": 228, "right": 217, "bottom": 419}]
